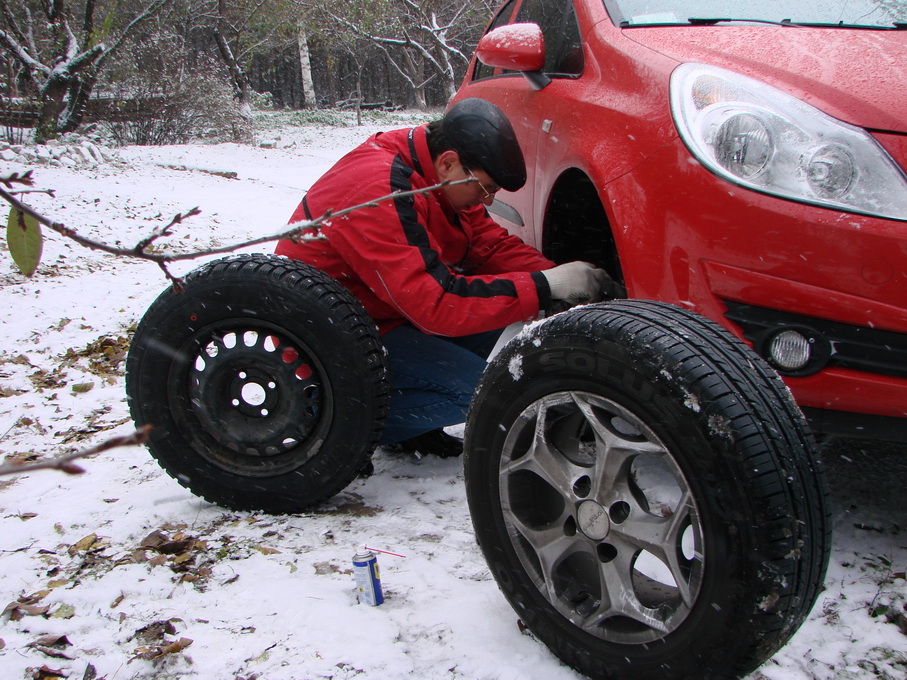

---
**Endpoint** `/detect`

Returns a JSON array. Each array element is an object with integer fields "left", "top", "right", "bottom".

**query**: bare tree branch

[
  {"left": 1, "top": 170, "right": 35, "bottom": 189},
  {"left": 0, "top": 425, "right": 152, "bottom": 477},
  {"left": 101, "top": 0, "right": 174, "bottom": 59},
  {"left": 0, "top": 0, "right": 30, "bottom": 48},
  {"left": 0, "top": 175, "right": 478, "bottom": 270},
  {"left": 0, "top": 27, "right": 49, "bottom": 75}
]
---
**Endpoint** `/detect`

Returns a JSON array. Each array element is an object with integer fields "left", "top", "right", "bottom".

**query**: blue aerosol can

[{"left": 352, "top": 549, "right": 384, "bottom": 606}]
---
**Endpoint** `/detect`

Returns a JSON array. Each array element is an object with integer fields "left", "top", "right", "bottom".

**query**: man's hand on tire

[{"left": 542, "top": 261, "right": 613, "bottom": 306}]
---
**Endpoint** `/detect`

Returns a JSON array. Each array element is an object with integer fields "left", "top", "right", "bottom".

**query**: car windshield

[{"left": 604, "top": 0, "right": 907, "bottom": 28}]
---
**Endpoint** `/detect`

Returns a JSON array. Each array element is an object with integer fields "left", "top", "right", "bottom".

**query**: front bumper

[{"left": 605, "top": 136, "right": 907, "bottom": 436}]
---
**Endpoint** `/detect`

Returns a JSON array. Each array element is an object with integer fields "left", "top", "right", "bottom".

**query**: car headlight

[{"left": 670, "top": 63, "right": 907, "bottom": 221}]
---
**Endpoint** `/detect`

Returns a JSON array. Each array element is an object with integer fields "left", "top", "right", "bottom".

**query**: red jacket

[{"left": 276, "top": 124, "right": 554, "bottom": 336}]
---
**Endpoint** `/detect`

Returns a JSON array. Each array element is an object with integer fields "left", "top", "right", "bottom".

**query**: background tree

[
  {"left": 309, "top": 0, "right": 494, "bottom": 109},
  {"left": 206, "top": 0, "right": 302, "bottom": 110},
  {"left": 0, "top": 0, "right": 173, "bottom": 143}
]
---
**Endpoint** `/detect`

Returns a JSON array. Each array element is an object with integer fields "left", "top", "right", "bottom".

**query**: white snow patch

[{"left": 508, "top": 354, "right": 524, "bottom": 381}]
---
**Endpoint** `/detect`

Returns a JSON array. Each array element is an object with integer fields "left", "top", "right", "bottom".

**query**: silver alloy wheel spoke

[
  {"left": 501, "top": 397, "right": 588, "bottom": 497},
  {"left": 589, "top": 553, "right": 671, "bottom": 634},
  {"left": 512, "top": 512, "right": 594, "bottom": 607},
  {"left": 610, "top": 490, "right": 699, "bottom": 607}
]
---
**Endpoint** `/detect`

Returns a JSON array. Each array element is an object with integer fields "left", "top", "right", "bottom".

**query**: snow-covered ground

[{"left": 0, "top": 111, "right": 904, "bottom": 680}]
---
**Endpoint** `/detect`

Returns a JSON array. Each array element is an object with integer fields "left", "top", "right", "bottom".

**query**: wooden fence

[{"left": 0, "top": 97, "right": 167, "bottom": 128}]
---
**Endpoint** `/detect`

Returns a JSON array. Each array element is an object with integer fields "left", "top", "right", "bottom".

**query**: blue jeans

[{"left": 377, "top": 325, "right": 503, "bottom": 445}]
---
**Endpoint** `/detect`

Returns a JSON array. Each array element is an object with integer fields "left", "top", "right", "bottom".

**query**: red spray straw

[{"left": 365, "top": 546, "right": 407, "bottom": 558}]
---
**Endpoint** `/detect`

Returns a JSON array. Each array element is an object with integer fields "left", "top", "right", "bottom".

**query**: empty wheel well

[{"left": 541, "top": 169, "right": 625, "bottom": 292}]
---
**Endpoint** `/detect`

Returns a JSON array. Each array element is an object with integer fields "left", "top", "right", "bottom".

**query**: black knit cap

[{"left": 442, "top": 98, "right": 526, "bottom": 192}]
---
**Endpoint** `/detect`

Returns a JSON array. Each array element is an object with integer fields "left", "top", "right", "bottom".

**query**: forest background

[{"left": 0, "top": 0, "right": 497, "bottom": 145}]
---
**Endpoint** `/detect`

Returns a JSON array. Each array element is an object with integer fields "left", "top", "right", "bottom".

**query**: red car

[{"left": 451, "top": 0, "right": 907, "bottom": 442}]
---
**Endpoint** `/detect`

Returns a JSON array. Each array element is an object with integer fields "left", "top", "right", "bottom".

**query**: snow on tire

[
  {"left": 125, "top": 254, "right": 389, "bottom": 513},
  {"left": 464, "top": 300, "right": 830, "bottom": 680}
]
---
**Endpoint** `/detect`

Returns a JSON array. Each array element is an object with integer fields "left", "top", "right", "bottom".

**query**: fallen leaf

[
  {"left": 3, "top": 601, "right": 50, "bottom": 621},
  {"left": 141, "top": 529, "right": 195, "bottom": 555},
  {"left": 140, "top": 530, "right": 167, "bottom": 549},
  {"left": 30, "top": 645, "right": 75, "bottom": 660},
  {"left": 70, "top": 534, "right": 98, "bottom": 554},
  {"left": 160, "top": 538, "right": 196, "bottom": 554},
  {"left": 332, "top": 500, "right": 381, "bottom": 517},
  {"left": 131, "top": 620, "right": 177, "bottom": 644},
  {"left": 21, "top": 590, "right": 50, "bottom": 604},
  {"left": 31, "top": 635, "right": 71, "bottom": 648},
  {"left": 129, "top": 636, "right": 194, "bottom": 663},
  {"left": 253, "top": 545, "right": 281, "bottom": 555},
  {"left": 159, "top": 637, "right": 193, "bottom": 656},
  {"left": 50, "top": 603, "right": 75, "bottom": 619}
]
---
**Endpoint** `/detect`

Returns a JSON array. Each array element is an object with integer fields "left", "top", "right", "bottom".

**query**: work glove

[{"left": 541, "top": 261, "right": 611, "bottom": 306}]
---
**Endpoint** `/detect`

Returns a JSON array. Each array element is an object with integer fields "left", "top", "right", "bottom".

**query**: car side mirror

[{"left": 476, "top": 23, "right": 552, "bottom": 91}]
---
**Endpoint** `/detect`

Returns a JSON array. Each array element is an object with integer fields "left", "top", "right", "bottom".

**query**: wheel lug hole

[
  {"left": 609, "top": 501, "right": 631, "bottom": 524},
  {"left": 564, "top": 516, "right": 577, "bottom": 536},
  {"left": 597, "top": 543, "right": 617, "bottom": 563},
  {"left": 572, "top": 475, "right": 592, "bottom": 498}
]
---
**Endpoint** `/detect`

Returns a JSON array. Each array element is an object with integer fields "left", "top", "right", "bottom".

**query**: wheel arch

[{"left": 541, "top": 167, "right": 627, "bottom": 297}]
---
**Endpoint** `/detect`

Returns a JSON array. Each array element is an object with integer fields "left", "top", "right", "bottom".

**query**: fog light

[{"left": 768, "top": 330, "right": 811, "bottom": 371}]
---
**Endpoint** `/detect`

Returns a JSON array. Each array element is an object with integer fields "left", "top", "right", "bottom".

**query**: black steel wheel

[
  {"left": 464, "top": 300, "right": 830, "bottom": 679},
  {"left": 126, "top": 254, "right": 388, "bottom": 513}
]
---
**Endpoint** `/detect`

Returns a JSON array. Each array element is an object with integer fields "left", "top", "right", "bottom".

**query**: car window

[
  {"left": 516, "top": 0, "right": 584, "bottom": 75},
  {"left": 472, "top": 0, "right": 584, "bottom": 81},
  {"left": 473, "top": 0, "right": 521, "bottom": 81}
]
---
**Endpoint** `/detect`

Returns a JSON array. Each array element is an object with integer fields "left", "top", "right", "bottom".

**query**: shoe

[{"left": 395, "top": 429, "right": 464, "bottom": 458}]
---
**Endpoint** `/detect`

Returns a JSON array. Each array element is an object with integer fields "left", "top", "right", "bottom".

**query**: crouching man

[{"left": 277, "top": 98, "right": 609, "bottom": 457}]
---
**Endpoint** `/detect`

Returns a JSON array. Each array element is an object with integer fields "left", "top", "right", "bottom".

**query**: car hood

[{"left": 621, "top": 26, "right": 907, "bottom": 133}]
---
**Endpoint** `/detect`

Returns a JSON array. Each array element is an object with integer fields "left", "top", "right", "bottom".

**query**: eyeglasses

[{"left": 465, "top": 167, "right": 500, "bottom": 201}]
